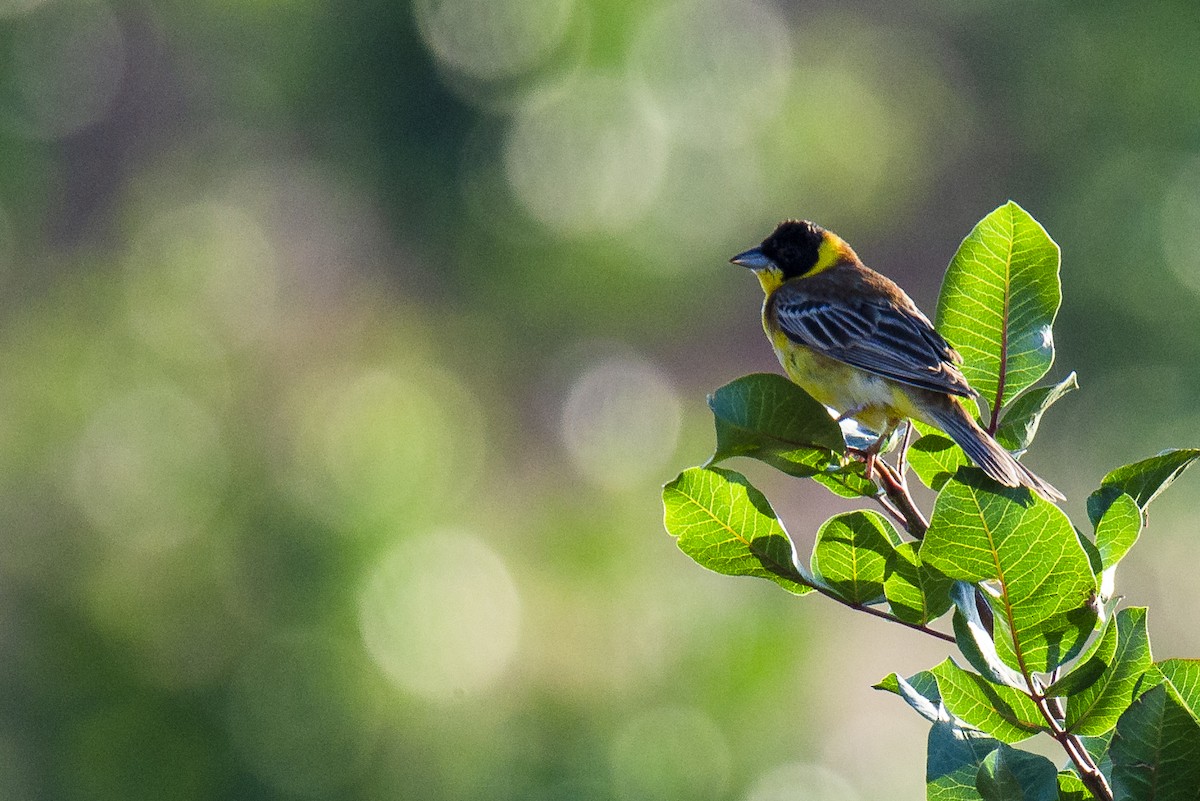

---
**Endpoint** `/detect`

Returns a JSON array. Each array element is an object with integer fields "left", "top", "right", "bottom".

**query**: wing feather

[{"left": 773, "top": 287, "right": 976, "bottom": 398}]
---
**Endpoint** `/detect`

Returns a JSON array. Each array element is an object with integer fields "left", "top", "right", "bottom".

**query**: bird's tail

[{"left": 925, "top": 399, "right": 1064, "bottom": 502}]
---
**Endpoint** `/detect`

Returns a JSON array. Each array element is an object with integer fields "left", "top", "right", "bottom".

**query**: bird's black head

[{"left": 759, "top": 220, "right": 826, "bottom": 279}]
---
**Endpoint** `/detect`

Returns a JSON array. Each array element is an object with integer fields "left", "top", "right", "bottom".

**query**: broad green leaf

[
  {"left": 976, "top": 744, "right": 1058, "bottom": 801},
  {"left": 1043, "top": 612, "right": 1118, "bottom": 699},
  {"left": 662, "top": 467, "right": 811, "bottom": 595},
  {"left": 922, "top": 470, "right": 1098, "bottom": 674},
  {"left": 1086, "top": 449, "right": 1200, "bottom": 526},
  {"left": 1093, "top": 492, "right": 1141, "bottom": 570},
  {"left": 928, "top": 722, "right": 1000, "bottom": 801},
  {"left": 909, "top": 434, "right": 971, "bottom": 492},
  {"left": 811, "top": 459, "right": 878, "bottom": 498},
  {"left": 935, "top": 201, "right": 1061, "bottom": 417},
  {"left": 1110, "top": 682, "right": 1200, "bottom": 801},
  {"left": 1055, "top": 772, "right": 1093, "bottom": 801},
  {"left": 706, "top": 373, "right": 845, "bottom": 476},
  {"left": 1066, "top": 608, "right": 1153, "bottom": 736},
  {"left": 875, "top": 670, "right": 945, "bottom": 723},
  {"left": 932, "top": 659, "right": 1046, "bottom": 743},
  {"left": 885, "top": 541, "right": 954, "bottom": 626},
  {"left": 950, "top": 582, "right": 1026, "bottom": 689},
  {"left": 810, "top": 510, "right": 901, "bottom": 604},
  {"left": 1156, "top": 659, "right": 1200, "bottom": 721},
  {"left": 995, "top": 372, "right": 1078, "bottom": 452}
]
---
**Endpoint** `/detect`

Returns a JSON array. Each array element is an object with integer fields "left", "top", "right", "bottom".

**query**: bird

[{"left": 730, "top": 219, "right": 1063, "bottom": 502}]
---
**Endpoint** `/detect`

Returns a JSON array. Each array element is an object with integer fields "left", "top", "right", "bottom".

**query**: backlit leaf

[
  {"left": 1066, "top": 608, "right": 1153, "bottom": 736},
  {"left": 909, "top": 434, "right": 971, "bottom": 492},
  {"left": 935, "top": 201, "right": 1061, "bottom": 419},
  {"left": 707, "top": 373, "right": 845, "bottom": 477},
  {"left": 884, "top": 541, "right": 954, "bottom": 626},
  {"left": 994, "top": 372, "right": 1078, "bottom": 452},
  {"left": 1093, "top": 492, "right": 1141, "bottom": 571},
  {"left": 810, "top": 510, "right": 901, "bottom": 604},
  {"left": 1086, "top": 449, "right": 1200, "bottom": 526},
  {"left": 921, "top": 470, "right": 1097, "bottom": 674},
  {"left": 932, "top": 659, "right": 1046, "bottom": 744},
  {"left": 663, "top": 467, "right": 810, "bottom": 595}
]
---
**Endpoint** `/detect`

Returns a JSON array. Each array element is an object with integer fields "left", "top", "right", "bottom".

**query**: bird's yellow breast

[{"left": 763, "top": 310, "right": 922, "bottom": 433}]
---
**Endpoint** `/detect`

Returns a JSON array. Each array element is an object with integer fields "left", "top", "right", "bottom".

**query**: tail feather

[{"left": 927, "top": 402, "right": 1064, "bottom": 502}]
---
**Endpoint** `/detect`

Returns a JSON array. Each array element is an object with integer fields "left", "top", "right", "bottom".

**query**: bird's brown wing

[{"left": 771, "top": 283, "right": 977, "bottom": 398}]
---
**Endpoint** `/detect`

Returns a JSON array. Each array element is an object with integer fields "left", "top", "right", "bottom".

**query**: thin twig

[
  {"left": 850, "top": 424, "right": 1111, "bottom": 797},
  {"left": 875, "top": 460, "right": 929, "bottom": 539},
  {"left": 1026, "top": 686, "right": 1113, "bottom": 800},
  {"left": 873, "top": 493, "right": 908, "bottom": 529},
  {"left": 897, "top": 421, "right": 914, "bottom": 476},
  {"left": 810, "top": 584, "right": 956, "bottom": 644}
]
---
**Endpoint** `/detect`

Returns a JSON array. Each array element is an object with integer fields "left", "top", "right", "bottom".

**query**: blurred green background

[{"left": 3, "top": 0, "right": 1200, "bottom": 798}]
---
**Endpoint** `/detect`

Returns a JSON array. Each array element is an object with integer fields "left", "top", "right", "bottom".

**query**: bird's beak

[{"left": 730, "top": 246, "right": 771, "bottom": 271}]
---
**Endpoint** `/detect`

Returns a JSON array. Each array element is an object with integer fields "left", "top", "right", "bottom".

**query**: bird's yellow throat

[{"left": 752, "top": 234, "right": 849, "bottom": 296}]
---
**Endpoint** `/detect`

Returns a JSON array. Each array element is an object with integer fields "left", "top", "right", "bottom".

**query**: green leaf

[
  {"left": 1093, "top": 492, "right": 1141, "bottom": 571},
  {"left": 921, "top": 470, "right": 1098, "bottom": 674},
  {"left": 1156, "top": 659, "right": 1200, "bottom": 721},
  {"left": 810, "top": 510, "right": 901, "bottom": 604},
  {"left": 811, "top": 459, "right": 879, "bottom": 498},
  {"left": 662, "top": 467, "right": 811, "bottom": 595},
  {"left": 884, "top": 541, "right": 954, "bottom": 626},
  {"left": 909, "top": 434, "right": 971, "bottom": 492},
  {"left": 1078, "top": 731, "right": 1115, "bottom": 779},
  {"left": 1066, "top": 608, "right": 1153, "bottom": 736},
  {"left": 1110, "top": 682, "right": 1200, "bottom": 801},
  {"left": 932, "top": 659, "right": 1047, "bottom": 743},
  {"left": 995, "top": 372, "right": 1078, "bottom": 452},
  {"left": 1055, "top": 772, "right": 1093, "bottom": 801},
  {"left": 950, "top": 582, "right": 1026, "bottom": 689},
  {"left": 706, "top": 373, "right": 845, "bottom": 476},
  {"left": 1043, "top": 612, "right": 1118, "bottom": 699},
  {"left": 875, "top": 669, "right": 945, "bottom": 723},
  {"left": 928, "top": 723, "right": 1000, "bottom": 801},
  {"left": 975, "top": 744, "right": 1058, "bottom": 801},
  {"left": 1086, "top": 449, "right": 1200, "bottom": 526},
  {"left": 935, "top": 201, "right": 1061, "bottom": 418}
]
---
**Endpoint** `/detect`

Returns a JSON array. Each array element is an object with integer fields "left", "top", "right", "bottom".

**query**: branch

[
  {"left": 874, "top": 460, "right": 929, "bottom": 539},
  {"left": 1026, "top": 684, "right": 1113, "bottom": 801},
  {"left": 808, "top": 581, "right": 956, "bottom": 644}
]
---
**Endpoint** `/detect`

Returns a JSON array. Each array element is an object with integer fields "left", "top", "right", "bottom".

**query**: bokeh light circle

[
  {"left": 287, "top": 364, "right": 486, "bottom": 535},
  {"left": 358, "top": 531, "right": 521, "bottom": 700},
  {"left": 632, "top": 0, "right": 793, "bottom": 147},
  {"left": 505, "top": 74, "right": 668, "bottom": 235},
  {"left": 227, "top": 635, "right": 380, "bottom": 798},
  {"left": 757, "top": 16, "right": 971, "bottom": 227},
  {"left": 639, "top": 144, "right": 770, "bottom": 263},
  {"left": 71, "top": 384, "right": 228, "bottom": 551},
  {"left": 414, "top": 0, "right": 576, "bottom": 81},
  {"left": 610, "top": 706, "right": 731, "bottom": 801},
  {"left": 1, "top": 0, "right": 125, "bottom": 140},
  {"left": 124, "top": 200, "right": 278, "bottom": 358},
  {"left": 743, "top": 763, "right": 860, "bottom": 801},
  {"left": 560, "top": 355, "right": 681, "bottom": 491}
]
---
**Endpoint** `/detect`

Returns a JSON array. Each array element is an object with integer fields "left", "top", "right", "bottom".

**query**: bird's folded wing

[{"left": 773, "top": 291, "right": 977, "bottom": 398}]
